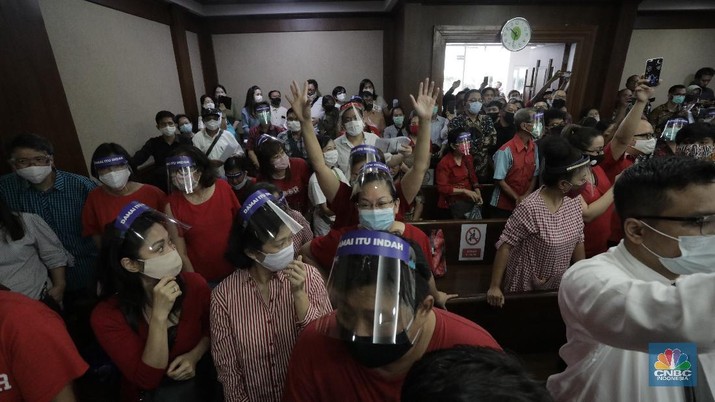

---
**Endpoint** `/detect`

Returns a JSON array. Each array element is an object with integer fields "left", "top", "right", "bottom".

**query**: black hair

[
  {"left": 447, "top": 128, "right": 470, "bottom": 147},
  {"left": 96, "top": 211, "right": 185, "bottom": 332},
  {"left": 349, "top": 148, "right": 386, "bottom": 171},
  {"left": 155, "top": 110, "right": 175, "bottom": 125},
  {"left": 563, "top": 125, "right": 602, "bottom": 152},
  {"left": 214, "top": 84, "right": 226, "bottom": 94},
  {"left": 225, "top": 189, "right": 286, "bottom": 269},
  {"left": 307, "top": 79, "right": 321, "bottom": 101},
  {"left": 539, "top": 136, "right": 585, "bottom": 186},
  {"left": 0, "top": 196, "right": 24, "bottom": 242},
  {"left": 322, "top": 95, "right": 335, "bottom": 108},
  {"left": 464, "top": 89, "right": 481, "bottom": 101},
  {"left": 268, "top": 89, "right": 281, "bottom": 98},
  {"left": 695, "top": 67, "right": 714, "bottom": 79},
  {"left": 174, "top": 114, "right": 190, "bottom": 124},
  {"left": 256, "top": 136, "right": 291, "bottom": 180},
  {"left": 351, "top": 169, "right": 398, "bottom": 202},
  {"left": 668, "top": 85, "right": 686, "bottom": 95},
  {"left": 481, "top": 87, "right": 496, "bottom": 96},
  {"left": 675, "top": 122, "right": 715, "bottom": 145},
  {"left": 543, "top": 108, "right": 567, "bottom": 126},
  {"left": 243, "top": 85, "right": 261, "bottom": 115},
  {"left": 486, "top": 100, "right": 502, "bottom": 109},
  {"left": 8, "top": 133, "right": 54, "bottom": 156},
  {"left": 333, "top": 86, "right": 347, "bottom": 97},
  {"left": 90, "top": 142, "right": 135, "bottom": 179},
  {"left": 614, "top": 156, "right": 715, "bottom": 222},
  {"left": 316, "top": 134, "right": 333, "bottom": 150},
  {"left": 402, "top": 345, "right": 553, "bottom": 402},
  {"left": 507, "top": 90, "right": 521, "bottom": 98},
  {"left": 167, "top": 145, "right": 218, "bottom": 188},
  {"left": 359, "top": 78, "right": 378, "bottom": 98},
  {"left": 199, "top": 95, "right": 214, "bottom": 108},
  {"left": 224, "top": 154, "right": 252, "bottom": 173}
]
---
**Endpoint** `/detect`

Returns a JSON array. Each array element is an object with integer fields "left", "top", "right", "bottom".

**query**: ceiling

[{"left": 166, "top": 0, "right": 715, "bottom": 17}]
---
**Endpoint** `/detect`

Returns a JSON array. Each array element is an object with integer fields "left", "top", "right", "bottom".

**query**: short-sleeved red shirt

[
  {"left": 309, "top": 223, "right": 433, "bottom": 273},
  {"left": 493, "top": 136, "right": 537, "bottom": 211},
  {"left": 600, "top": 142, "right": 633, "bottom": 184},
  {"left": 282, "top": 308, "right": 501, "bottom": 402},
  {"left": 168, "top": 180, "right": 240, "bottom": 282},
  {"left": 329, "top": 182, "right": 410, "bottom": 230},
  {"left": 435, "top": 152, "right": 479, "bottom": 209},
  {"left": 0, "top": 291, "right": 88, "bottom": 402},
  {"left": 257, "top": 157, "right": 311, "bottom": 214},
  {"left": 82, "top": 184, "right": 166, "bottom": 237},
  {"left": 581, "top": 166, "right": 613, "bottom": 257},
  {"left": 246, "top": 125, "right": 284, "bottom": 151}
]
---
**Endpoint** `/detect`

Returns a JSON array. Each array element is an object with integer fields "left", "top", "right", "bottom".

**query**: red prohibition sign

[{"left": 465, "top": 227, "right": 481, "bottom": 246}]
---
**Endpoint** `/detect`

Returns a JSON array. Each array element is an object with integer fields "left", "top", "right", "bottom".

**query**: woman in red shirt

[
  {"left": 91, "top": 202, "right": 213, "bottom": 402},
  {"left": 254, "top": 134, "right": 311, "bottom": 214},
  {"left": 564, "top": 125, "right": 616, "bottom": 257},
  {"left": 436, "top": 129, "right": 483, "bottom": 219},
  {"left": 165, "top": 146, "right": 241, "bottom": 285}
]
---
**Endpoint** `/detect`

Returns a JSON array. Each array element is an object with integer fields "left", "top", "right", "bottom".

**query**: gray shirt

[{"left": 0, "top": 213, "right": 72, "bottom": 299}]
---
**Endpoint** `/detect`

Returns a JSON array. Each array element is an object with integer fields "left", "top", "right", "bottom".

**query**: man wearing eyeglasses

[
  {"left": 0, "top": 133, "right": 97, "bottom": 343},
  {"left": 547, "top": 156, "right": 715, "bottom": 402}
]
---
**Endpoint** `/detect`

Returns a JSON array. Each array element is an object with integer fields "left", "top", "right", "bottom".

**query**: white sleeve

[{"left": 308, "top": 174, "right": 326, "bottom": 206}]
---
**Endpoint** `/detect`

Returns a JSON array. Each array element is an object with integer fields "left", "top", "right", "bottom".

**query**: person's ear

[
  {"left": 416, "top": 295, "right": 434, "bottom": 318},
  {"left": 393, "top": 198, "right": 400, "bottom": 214},
  {"left": 624, "top": 218, "right": 647, "bottom": 245},
  {"left": 245, "top": 248, "right": 263, "bottom": 263},
  {"left": 120, "top": 257, "right": 142, "bottom": 273}
]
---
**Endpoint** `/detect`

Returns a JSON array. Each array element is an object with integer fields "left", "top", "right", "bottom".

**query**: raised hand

[
  {"left": 634, "top": 78, "right": 655, "bottom": 103},
  {"left": 410, "top": 78, "right": 439, "bottom": 121},
  {"left": 287, "top": 81, "right": 312, "bottom": 123}
]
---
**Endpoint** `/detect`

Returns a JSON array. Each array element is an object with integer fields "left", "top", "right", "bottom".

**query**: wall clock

[{"left": 500, "top": 17, "right": 532, "bottom": 52}]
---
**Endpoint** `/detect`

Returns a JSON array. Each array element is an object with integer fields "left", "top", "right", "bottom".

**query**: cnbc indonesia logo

[{"left": 649, "top": 344, "right": 697, "bottom": 387}]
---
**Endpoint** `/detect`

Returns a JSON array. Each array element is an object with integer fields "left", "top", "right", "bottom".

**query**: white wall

[
  {"left": 187, "top": 31, "right": 205, "bottom": 111},
  {"left": 508, "top": 44, "right": 565, "bottom": 94},
  {"left": 212, "top": 30, "right": 383, "bottom": 110},
  {"left": 621, "top": 29, "right": 715, "bottom": 102},
  {"left": 39, "top": 0, "right": 183, "bottom": 170}
]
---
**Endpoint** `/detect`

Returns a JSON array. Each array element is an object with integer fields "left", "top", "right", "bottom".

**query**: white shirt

[
  {"left": 192, "top": 129, "right": 242, "bottom": 177},
  {"left": 431, "top": 115, "right": 449, "bottom": 146},
  {"left": 334, "top": 132, "right": 392, "bottom": 178},
  {"left": 308, "top": 167, "right": 348, "bottom": 236},
  {"left": 547, "top": 242, "right": 715, "bottom": 402},
  {"left": 270, "top": 105, "right": 287, "bottom": 129}
]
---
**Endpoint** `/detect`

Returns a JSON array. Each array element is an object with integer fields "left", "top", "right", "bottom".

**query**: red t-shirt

[
  {"left": 310, "top": 223, "right": 433, "bottom": 273},
  {"left": 282, "top": 308, "right": 500, "bottom": 402},
  {"left": 257, "top": 157, "right": 311, "bottom": 214},
  {"left": 82, "top": 184, "right": 166, "bottom": 237},
  {"left": 493, "top": 135, "right": 537, "bottom": 211},
  {"left": 90, "top": 272, "right": 210, "bottom": 402},
  {"left": 0, "top": 291, "right": 88, "bottom": 402},
  {"left": 581, "top": 166, "right": 613, "bottom": 257},
  {"left": 329, "top": 182, "right": 411, "bottom": 230},
  {"left": 230, "top": 177, "right": 257, "bottom": 203},
  {"left": 600, "top": 143, "right": 633, "bottom": 243},
  {"left": 168, "top": 180, "right": 240, "bottom": 282},
  {"left": 246, "top": 125, "right": 284, "bottom": 151},
  {"left": 435, "top": 152, "right": 479, "bottom": 209}
]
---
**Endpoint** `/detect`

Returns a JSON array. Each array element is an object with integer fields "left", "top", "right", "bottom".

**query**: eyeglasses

[
  {"left": 357, "top": 199, "right": 395, "bottom": 210},
  {"left": 634, "top": 132, "right": 655, "bottom": 140},
  {"left": 636, "top": 214, "right": 715, "bottom": 235},
  {"left": 10, "top": 155, "right": 53, "bottom": 168}
]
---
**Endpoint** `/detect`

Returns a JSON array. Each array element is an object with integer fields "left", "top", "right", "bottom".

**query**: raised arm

[
  {"left": 287, "top": 80, "right": 341, "bottom": 202},
  {"left": 610, "top": 80, "right": 655, "bottom": 160},
  {"left": 528, "top": 71, "right": 563, "bottom": 105},
  {"left": 401, "top": 78, "right": 439, "bottom": 204}
]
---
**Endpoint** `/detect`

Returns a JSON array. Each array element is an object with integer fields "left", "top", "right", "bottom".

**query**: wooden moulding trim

[
  {"left": 170, "top": 5, "right": 199, "bottom": 118},
  {"left": 207, "top": 14, "right": 389, "bottom": 35},
  {"left": 431, "top": 24, "right": 598, "bottom": 119},
  {"left": 84, "top": 0, "right": 171, "bottom": 25}
]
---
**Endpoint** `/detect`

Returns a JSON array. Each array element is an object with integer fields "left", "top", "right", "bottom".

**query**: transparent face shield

[
  {"left": 166, "top": 155, "right": 199, "bottom": 194},
  {"left": 348, "top": 145, "right": 384, "bottom": 182},
  {"left": 531, "top": 112, "right": 545, "bottom": 139},
  {"left": 93, "top": 155, "right": 131, "bottom": 187},
  {"left": 340, "top": 100, "right": 366, "bottom": 136},
  {"left": 661, "top": 118, "right": 688, "bottom": 142},
  {"left": 543, "top": 155, "right": 592, "bottom": 197},
  {"left": 316, "top": 229, "right": 418, "bottom": 345},
  {"left": 239, "top": 190, "right": 303, "bottom": 243},
  {"left": 115, "top": 201, "right": 191, "bottom": 243},
  {"left": 350, "top": 161, "right": 396, "bottom": 200},
  {"left": 256, "top": 104, "right": 271, "bottom": 125},
  {"left": 256, "top": 133, "right": 284, "bottom": 151},
  {"left": 453, "top": 132, "right": 472, "bottom": 155}
]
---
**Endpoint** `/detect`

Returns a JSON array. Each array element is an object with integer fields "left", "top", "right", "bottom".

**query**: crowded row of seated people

[{"left": 1, "top": 67, "right": 715, "bottom": 402}]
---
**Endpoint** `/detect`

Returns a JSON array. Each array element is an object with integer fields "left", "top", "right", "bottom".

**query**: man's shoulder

[
  {"left": 433, "top": 309, "right": 500, "bottom": 349},
  {"left": 57, "top": 170, "right": 96, "bottom": 188}
]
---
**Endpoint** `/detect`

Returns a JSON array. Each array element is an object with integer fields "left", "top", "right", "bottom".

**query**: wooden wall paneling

[
  {"left": 635, "top": 10, "right": 715, "bottom": 30},
  {"left": 207, "top": 14, "right": 388, "bottom": 34},
  {"left": 170, "top": 5, "right": 199, "bottom": 118},
  {"left": 430, "top": 24, "right": 598, "bottom": 120},
  {"left": 198, "top": 25, "right": 219, "bottom": 98},
  {"left": 85, "top": 0, "right": 171, "bottom": 25},
  {"left": 0, "top": 0, "right": 87, "bottom": 176}
]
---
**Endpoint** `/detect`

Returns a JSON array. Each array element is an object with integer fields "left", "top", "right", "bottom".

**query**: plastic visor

[
  {"left": 351, "top": 161, "right": 396, "bottom": 200},
  {"left": 166, "top": 155, "right": 198, "bottom": 194},
  {"left": 532, "top": 112, "right": 545, "bottom": 138},
  {"left": 339, "top": 100, "right": 366, "bottom": 130},
  {"left": 239, "top": 190, "right": 303, "bottom": 242},
  {"left": 316, "top": 230, "right": 417, "bottom": 344},
  {"left": 93, "top": 155, "right": 129, "bottom": 170},
  {"left": 661, "top": 118, "right": 688, "bottom": 142},
  {"left": 348, "top": 145, "right": 384, "bottom": 180},
  {"left": 114, "top": 201, "right": 190, "bottom": 244}
]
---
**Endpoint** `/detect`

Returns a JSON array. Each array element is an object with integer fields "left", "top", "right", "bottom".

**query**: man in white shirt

[
  {"left": 268, "top": 90, "right": 288, "bottom": 129},
  {"left": 192, "top": 108, "right": 242, "bottom": 177},
  {"left": 547, "top": 156, "right": 715, "bottom": 402}
]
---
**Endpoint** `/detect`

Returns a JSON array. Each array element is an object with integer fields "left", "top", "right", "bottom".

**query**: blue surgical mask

[
  {"left": 393, "top": 116, "right": 405, "bottom": 127},
  {"left": 359, "top": 208, "right": 395, "bottom": 231},
  {"left": 468, "top": 101, "right": 482, "bottom": 115},
  {"left": 672, "top": 95, "right": 685, "bottom": 105}
]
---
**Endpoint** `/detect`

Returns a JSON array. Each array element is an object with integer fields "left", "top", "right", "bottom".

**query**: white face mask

[
  {"left": 204, "top": 102, "right": 215, "bottom": 110},
  {"left": 337, "top": 93, "right": 347, "bottom": 102},
  {"left": 254, "top": 95, "right": 264, "bottom": 103},
  {"left": 231, "top": 175, "right": 248, "bottom": 190},
  {"left": 286, "top": 120, "right": 301, "bottom": 132},
  {"left": 139, "top": 249, "right": 183, "bottom": 279},
  {"left": 16, "top": 165, "right": 53, "bottom": 184},
  {"left": 160, "top": 126, "right": 176, "bottom": 137},
  {"left": 205, "top": 119, "right": 220, "bottom": 131},
  {"left": 99, "top": 168, "right": 130, "bottom": 190},
  {"left": 641, "top": 221, "right": 715, "bottom": 275},
  {"left": 323, "top": 149, "right": 339, "bottom": 167},
  {"left": 345, "top": 120, "right": 364, "bottom": 137},
  {"left": 633, "top": 138, "right": 656, "bottom": 155},
  {"left": 257, "top": 243, "right": 294, "bottom": 272}
]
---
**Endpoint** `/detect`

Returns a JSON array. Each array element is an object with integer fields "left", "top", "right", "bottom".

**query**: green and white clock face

[{"left": 501, "top": 17, "right": 532, "bottom": 52}]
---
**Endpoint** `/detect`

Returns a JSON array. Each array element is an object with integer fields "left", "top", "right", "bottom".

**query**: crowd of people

[{"left": 1, "top": 65, "right": 715, "bottom": 402}]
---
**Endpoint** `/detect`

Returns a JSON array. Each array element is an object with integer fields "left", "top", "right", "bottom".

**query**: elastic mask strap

[{"left": 640, "top": 220, "right": 680, "bottom": 242}]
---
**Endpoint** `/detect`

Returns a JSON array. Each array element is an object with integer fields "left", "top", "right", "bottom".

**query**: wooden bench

[
  {"left": 411, "top": 219, "right": 507, "bottom": 296},
  {"left": 419, "top": 184, "right": 495, "bottom": 220}
]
